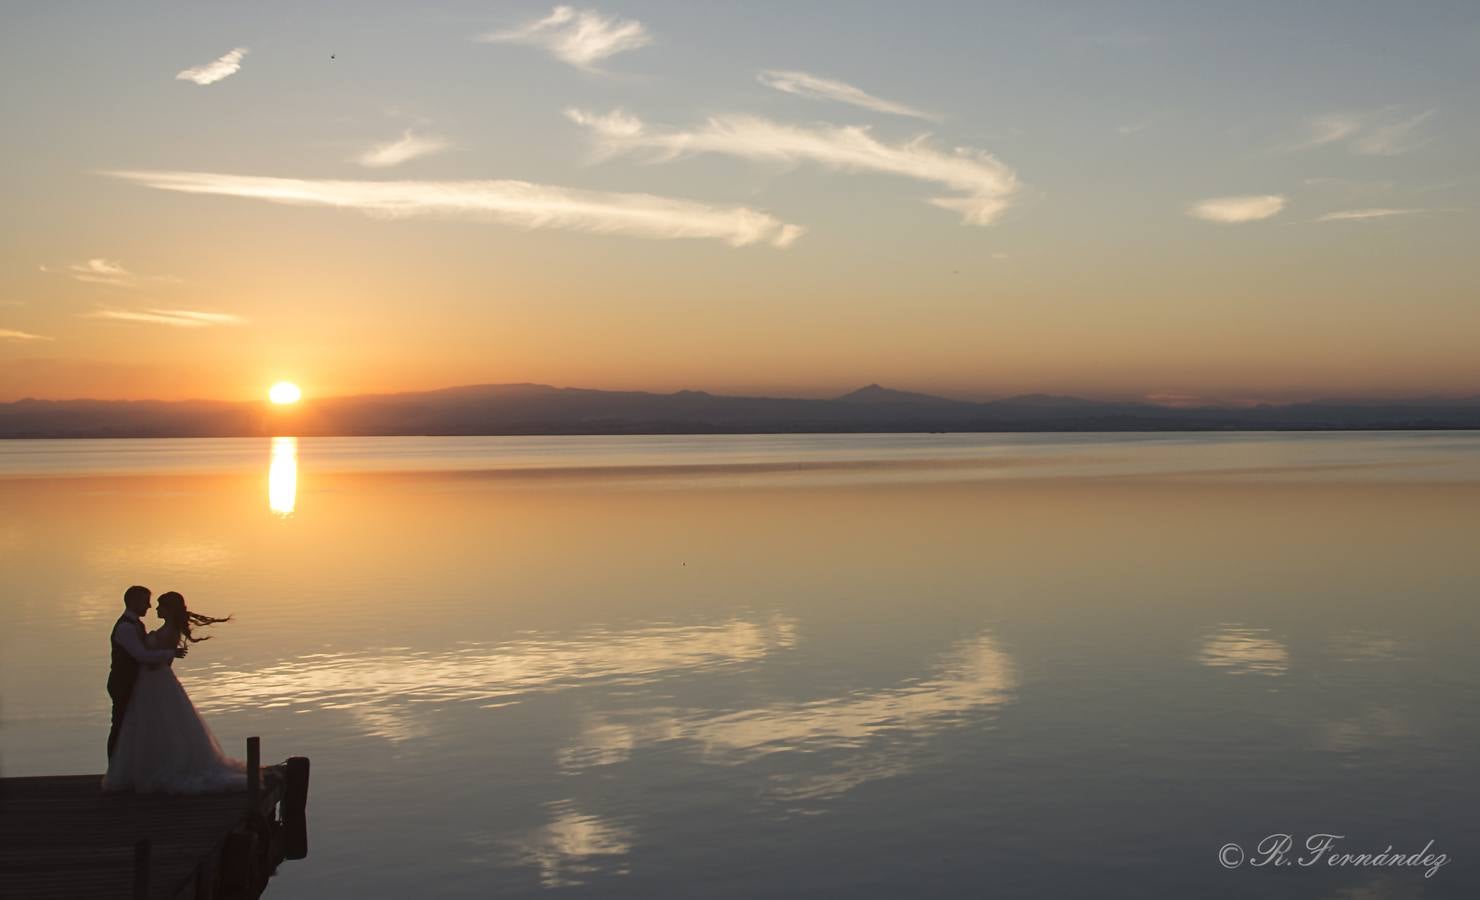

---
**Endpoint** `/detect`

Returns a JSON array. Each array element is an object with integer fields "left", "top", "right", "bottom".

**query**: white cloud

[
  {"left": 84, "top": 308, "right": 245, "bottom": 328},
  {"left": 1188, "top": 195, "right": 1286, "bottom": 224},
  {"left": 1287, "top": 108, "right": 1435, "bottom": 156},
  {"left": 757, "top": 70, "right": 936, "bottom": 121},
  {"left": 355, "top": 130, "right": 451, "bottom": 168},
  {"left": 1317, "top": 208, "right": 1427, "bottom": 222},
  {"left": 176, "top": 48, "right": 248, "bottom": 86},
  {"left": 105, "top": 170, "right": 802, "bottom": 248},
  {"left": 0, "top": 328, "right": 52, "bottom": 341},
  {"left": 566, "top": 109, "right": 1020, "bottom": 226},
  {"left": 478, "top": 6, "right": 650, "bottom": 70}
]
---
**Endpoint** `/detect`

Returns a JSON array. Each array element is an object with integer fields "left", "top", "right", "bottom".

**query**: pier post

[
  {"left": 283, "top": 756, "right": 311, "bottom": 860},
  {"left": 246, "top": 736, "right": 261, "bottom": 809},
  {"left": 132, "top": 837, "right": 151, "bottom": 900}
]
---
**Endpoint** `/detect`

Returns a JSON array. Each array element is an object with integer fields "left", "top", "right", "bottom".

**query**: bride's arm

[{"left": 145, "top": 624, "right": 188, "bottom": 658}]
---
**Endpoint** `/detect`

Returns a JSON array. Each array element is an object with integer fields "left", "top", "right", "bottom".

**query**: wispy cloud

[
  {"left": 757, "top": 70, "right": 936, "bottom": 121},
  {"left": 1188, "top": 195, "right": 1286, "bottom": 224},
  {"left": 1291, "top": 113, "right": 1364, "bottom": 151},
  {"left": 84, "top": 308, "right": 245, "bottom": 328},
  {"left": 1286, "top": 108, "right": 1436, "bottom": 156},
  {"left": 176, "top": 48, "right": 248, "bottom": 86},
  {"left": 355, "top": 130, "right": 451, "bottom": 168},
  {"left": 41, "top": 258, "right": 181, "bottom": 289},
  {"left": 67, "top": 258, "right": 134, "bottom": 287},
  {"left": 0, "top": 328, "right": 53, "bottom": 341},
  {"left": 105, "top": 170, "right": 802, "bottom": 248},
  {"left": 1351, "top": 109, "right": 1436, "bottom": 156},
  {"left": 1316, "top": 208, "right": 1428, "bottom": 222},
  {"left": 567, "top": 109, "right": 1020, "bottom": 226},
  {"left": 1301, "top": 176, "right": 1396, "bottom": 197},
  {"left": 478, "top": 6, "right": 649, "bottom": 70}
]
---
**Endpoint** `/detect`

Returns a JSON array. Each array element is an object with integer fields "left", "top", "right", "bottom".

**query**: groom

[{"left": 107, "top": 585, "right": 187, "bottom": 759}]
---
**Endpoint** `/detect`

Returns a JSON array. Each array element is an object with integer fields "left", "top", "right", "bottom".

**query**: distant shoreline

[
  {"left": 4, "top": 382, "right": 1479, "bottom": 438},
  {"left": 4, "top": 425, "right": 1480, "bottom": 440}
]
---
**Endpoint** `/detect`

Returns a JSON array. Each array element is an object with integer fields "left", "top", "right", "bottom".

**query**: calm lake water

[{"left": 2, "top": 433, "right": 1477, "bottom": 898}]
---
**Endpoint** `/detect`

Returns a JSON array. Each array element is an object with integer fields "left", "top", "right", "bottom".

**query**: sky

[{"left": 2, "top": 1, "right": 1478, "bottom": 404}]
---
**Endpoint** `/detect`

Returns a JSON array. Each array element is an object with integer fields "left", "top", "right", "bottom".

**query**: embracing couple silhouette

[{"left": 103, "top": 585, "right": 245, "bottom": 794}]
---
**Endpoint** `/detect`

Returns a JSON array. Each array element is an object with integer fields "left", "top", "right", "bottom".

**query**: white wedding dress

[{"left": 103, "top": 623, "right": 247, "bottom": 794}]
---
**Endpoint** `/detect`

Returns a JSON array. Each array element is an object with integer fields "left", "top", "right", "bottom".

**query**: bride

[{"left": 103, "top": 591, "right": 247, "bottom": 793}]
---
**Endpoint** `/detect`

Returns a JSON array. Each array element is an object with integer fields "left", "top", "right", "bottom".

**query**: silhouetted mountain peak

[{"left": 835, "top": 384, "right": 955, "bottom": 405}]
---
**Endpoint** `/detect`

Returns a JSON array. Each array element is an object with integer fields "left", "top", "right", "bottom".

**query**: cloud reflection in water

[
  {"left": 1196, "top": 626, "right": 1289, "bottom": 676},
  {"left": 561, "top": 634, "right": 1017, "bottom": 803},
  {"left": 187, "top": 615, "right": 798, "bottom": 741},
  {"left": 510, "top": 800, "right": 634, "bottom": 889},
  {"left": 1326, "top": 631, "right": 1407, "bottom": 663}
]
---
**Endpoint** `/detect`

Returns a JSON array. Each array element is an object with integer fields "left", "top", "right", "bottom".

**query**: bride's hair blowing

[{"left": 156, "top": 591, "right": 232, "bottom": 645}]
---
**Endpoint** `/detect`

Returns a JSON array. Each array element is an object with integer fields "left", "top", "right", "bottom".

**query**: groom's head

[{"left": 123, "top": 585, "right": 151, "bottom": 616}]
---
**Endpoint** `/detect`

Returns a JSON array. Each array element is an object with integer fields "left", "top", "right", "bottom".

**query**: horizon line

[{"left": 5, "top": 379, "right": 1480, "bottom": 409}]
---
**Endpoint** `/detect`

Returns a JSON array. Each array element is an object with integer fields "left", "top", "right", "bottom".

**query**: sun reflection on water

[{"left": 269, "top": 436, "right": 298, "bottom": 516}]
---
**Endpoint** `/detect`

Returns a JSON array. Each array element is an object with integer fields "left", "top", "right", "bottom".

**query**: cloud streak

[
  {"left": 105, "top": 170, "right": 802, "bottom": 248},
  {"left": 1188, "top": 195, "right": 1286, "bottom": 224},
  {"left": 356, "top": 130, "right": 451, "bottom": 168},
  {"left": 1287, "top": 108, "right": 1436, "bottom": 156},
  {"left": 84, "top": 308, "right": 245, "bottom": 328},
  {"left": 478, "top": 6, "right": 649, "bottom": 70},
  {"left": 1316, "top": 208, "right": 1427, "bottom": 222},
  {"left": 567, "top": 109, "right": 1019, "bottom": 226},
  {"left": 41, "top": 258, "right": 182, "bottom": 289},
  {"left": 1351, "top": 109, "right": 1435, "bottom": 156},
  {"left": 1291, "top": 113, "right": 1363, "bottom": 151},
  {"left": 176, "top": 48, "right": 248, "bottom": 86},
  {"left": 757, "top": 70, "right": 936, "bottom": 120},
  {"left": 0, "top": 328, "right": 53, "bottom": 341},
  {"left": 52, "top": 258, "right": 137, "bottom": 287}
]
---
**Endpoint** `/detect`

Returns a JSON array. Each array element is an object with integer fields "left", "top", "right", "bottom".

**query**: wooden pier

[{"left": 0, "top": 738, "right": 308, "bottom": 900}]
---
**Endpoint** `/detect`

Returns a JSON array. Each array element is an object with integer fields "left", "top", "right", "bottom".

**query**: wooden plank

[{"left": 0, "top": 766, "right": 290, "bottom": 900}]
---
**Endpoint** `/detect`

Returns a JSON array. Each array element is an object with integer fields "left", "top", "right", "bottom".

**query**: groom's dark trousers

[{"left": 107, "top": 614, "right": 146, "bottom": 759}]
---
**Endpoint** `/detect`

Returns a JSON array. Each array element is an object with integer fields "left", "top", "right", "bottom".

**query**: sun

[{"left": 268, "top": 381, "right": 302, "bottom": 405}]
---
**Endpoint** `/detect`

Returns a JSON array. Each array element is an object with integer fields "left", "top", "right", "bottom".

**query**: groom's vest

[{"left": 108, "top": 614, "right": 147, "bottom": 696}]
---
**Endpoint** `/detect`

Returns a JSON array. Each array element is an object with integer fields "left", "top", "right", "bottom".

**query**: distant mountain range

[{"left": 2, "top": 383, "right": 1480, "bottom": 438}]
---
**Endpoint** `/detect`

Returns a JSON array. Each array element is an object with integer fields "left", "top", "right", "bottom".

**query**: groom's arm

[
  {"left": 147, "top": 626, "right": 188, "bottom": 660},
  {"left": 113, "top": 621, "right": 178, "bottom": 664}
]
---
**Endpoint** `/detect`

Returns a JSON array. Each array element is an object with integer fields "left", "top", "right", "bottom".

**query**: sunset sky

[{"left": 2, "top": 2, "right": 1478, "bottom": 403}]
